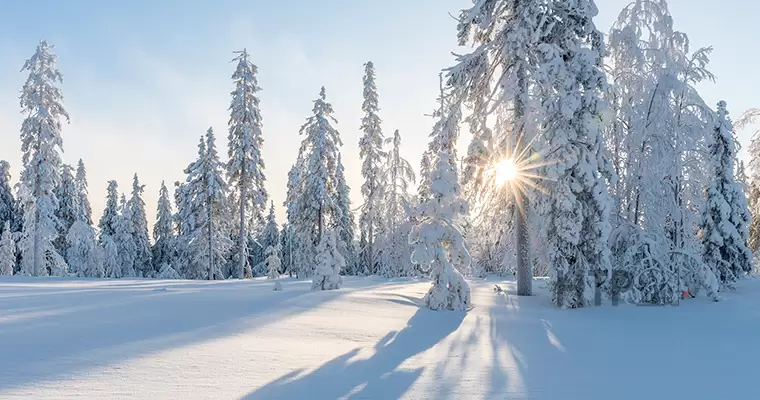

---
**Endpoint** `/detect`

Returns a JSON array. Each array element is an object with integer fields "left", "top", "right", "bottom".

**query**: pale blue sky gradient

[{"left": 0, "top": 0, "right": 756, "bottom": 226}]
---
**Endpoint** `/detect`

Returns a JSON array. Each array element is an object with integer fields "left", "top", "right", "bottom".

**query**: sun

[{"left": 494, "top": 157, "right": 519, "bottom": 186}]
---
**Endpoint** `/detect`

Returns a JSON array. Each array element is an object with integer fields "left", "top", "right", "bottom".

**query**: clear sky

[{"left": 0, "top": 0, "right": 757, "bottom": 228}]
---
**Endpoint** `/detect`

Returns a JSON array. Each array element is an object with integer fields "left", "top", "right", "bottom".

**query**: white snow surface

[{"left": 1, "top": 275, "right": 759, "bottom": 399}]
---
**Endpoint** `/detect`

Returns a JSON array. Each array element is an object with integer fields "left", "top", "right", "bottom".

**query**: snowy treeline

[
  {"left": 451, "top": 0, "right": 753, "bottom": 307},
  {"left": 1, "top": 0, "right": 756, "bottom": 311}
]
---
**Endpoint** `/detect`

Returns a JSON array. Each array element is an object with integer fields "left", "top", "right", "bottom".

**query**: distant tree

[
  {"left": 129, "top": 174, "right": 153, "bottom": 277},
  {"left": 292, "top": 87, "right": 343, "bottom": 278},
  {"left": 101, "top": 233, "right": 121, "bottom": 279},
  {"left": 311, "top": 230, "right": 344, "bottom": 291},
  {"left": 334, "top": 154, "right": 356, "bottom": 274},
  {"left": 378, "top": 129, "right": 416, "bottom": 277},
  {"left": 114, "top": 195, "right": 137, "bottom": 277},
  {"left": 183, "top": 128, "right": 232, "bottom": 280},
  {"left": 0, "top": 161, "right": 16, "bottom": 234},
  {"left": 54, "top": 164, "right": 78, "bottom": 259},
  {"left": 66, "top": 220, "right": 103, "bottom": 278},
  {"left": 74, "top": 159, "right": 92, "bottom": 225},
  {"left": 98, "top": 180, "right": 120, "bottom": 239},
  {"left": 152, "top": 181, "right": 175, "bottom": 270},
  {"left": 0, "top": 222, "right": 15, "bottom": 275}
]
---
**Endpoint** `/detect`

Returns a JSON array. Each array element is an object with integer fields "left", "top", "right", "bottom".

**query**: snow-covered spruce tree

[
  {"left": 283, "top": 160, "right": 310, "bottom": 278},
  {"left": 114, "top": 194, "right": 137, "bottom": 277},
  {"left": 358, "top": 61, "right": 386, "bottom": 276},
  {"left": 66, "top": 220, "right": 103, "bottom": 278},
  {"left": 74, "top": 159, "right": 92, "bottom": 225},
  {"left": 701, "top": 101, "right": 753, "bottom": 286},
  {"left": 378, "top": 129, "right": 416, "bottom": 277},
  {"left": 128, "top": 174, "right": 152, "bottom": 277},
  {"left": 54, "top": 164, "right": 78, "bottom": 260},
  {"left": 227, "top": 49, "right": 268, "bottom": 279},
  {"left": 410, "top": 150, "right": 472, "bottom": 311},
  {"left": 334, "top": 154, "right": 356, "bottom": 274},
  {"left": 293, "top": 87, "right": 343, "bottom": 277},
  {"left": 152, "top": 181, "right": 175, "bottom": 270},
  {"left": 185, "top": 128, "right": 233, "bottom": 280},
  {"left": 261, "top": 201, "right": 279, "bottom": 251},
  {"left": 101, "top": 233, "right": 121, "bottom": 279},
  {"left": 18, "top": 40, "right": 69, "bottom": 277},
  {"left": 266, "top": 245, "right": 281, "bottom": 279},
  {"left": 0, "top": 161, "right": 16, "bottom": 233},
  {"left": 311, "top": 230, "right": 345, "bottom": 291},
  {"left": 98, "top": 180, "right": 120, "bottom": 240},
  {"left": 530, "top": 0, "right": 614, "bottom": 308},
  {"left": 250, "top": 202, "right": 279, "bottom": 276},
  {"left": 0, "top": 222, "right": 15, "bottom": 275}
]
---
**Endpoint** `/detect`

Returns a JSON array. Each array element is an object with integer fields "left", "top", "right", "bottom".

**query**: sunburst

[{"left": 484, "top": 132, "right": 551, "bottom": 215}]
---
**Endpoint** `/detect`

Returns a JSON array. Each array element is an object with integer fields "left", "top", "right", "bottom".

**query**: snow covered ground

[{"left": 1, "top": 275, "right": 758, "bottom": 399}]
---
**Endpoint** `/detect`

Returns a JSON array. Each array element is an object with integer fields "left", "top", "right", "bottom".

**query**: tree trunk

[
  {"left": 515, "top": 59, "right": 532, "bottom": 296},
  {"left": 208, "top": 202, "right": 214, "bottom": 281},
  {"left": 238, "top": 182, "right": 247, "bottom": 279}
]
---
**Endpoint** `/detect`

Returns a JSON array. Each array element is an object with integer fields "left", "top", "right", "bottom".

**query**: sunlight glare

[{"left": 495, "top": 157, "right": 519, "bottom": 185}]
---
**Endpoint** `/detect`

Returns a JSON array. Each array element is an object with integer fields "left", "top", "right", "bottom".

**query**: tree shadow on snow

[
  {"left": 243, "top": 307, "right": 465, "bottom": 400},
  {"left": 0, "top": 279, "right": 362, "bottom": 391}
]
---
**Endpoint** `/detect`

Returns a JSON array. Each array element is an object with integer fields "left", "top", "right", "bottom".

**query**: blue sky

[{"left": 0, "top": 0, "right": 757, "bottom": 226}]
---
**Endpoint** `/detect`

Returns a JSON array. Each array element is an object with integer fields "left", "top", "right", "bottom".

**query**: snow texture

[{"left": 1, "top": 276, "right": 759, "bottom": 399}]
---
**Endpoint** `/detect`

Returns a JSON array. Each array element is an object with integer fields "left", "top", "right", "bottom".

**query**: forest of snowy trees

[{"left": 1, "top": 0, "right": 758, "bottom": 310}]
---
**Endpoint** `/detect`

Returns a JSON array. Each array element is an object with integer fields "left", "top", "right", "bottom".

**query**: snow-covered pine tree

[
  {"left": 532, "top": 0, "right": 614, "bottom": 308},
  {"left": 152, "top": 181, "right": 175, "bottom": 270},
  {"left": 334, "top": 154, "right": 356, "bottom": 275},
  {"left": 101, "top": 233, "right": 121, "bottom": 279},
  {"left": 358, "top": 61, "right": 386, "bottom": 276},
  {"left": 227, "top": 49, "right": 268, "bottom": 279},
  {"left": 293, "top": 87, "right": 343, "bottom": 278},
  {"left": 74, "top": 159, "right": 92, "bottom": 225},
  {"left": 129, "top": 174, "right": 152, "bottom": 277},
  {"left": 17, "top": 40, "right": 69, "bottom": 277},
  {"left": 279, "top": 223, "right": 296, "bottom": 277},
  {"left": 0, "top": 222, "right": 15, "bottom": 275},
  {"left": 0, "top": 161, "right": 16, "bottom": 233},
  {"left": 283, "top": 161, "right": 306, "bottom": 277},
  {"left": 701, "top": 101, "right": 753, "bottom": 286},
  {"left": 114, "top": 194, "right": 137, "bottom": 277},
  {"left": 410, "top": 151, "right": 471, "bottom": 311},
  {"left": 185, "top": 128, "right": 233, "bottom": 280},
  {"left": 98, "top": 180, "right": 120, "bottom": 240},
  {"left": 266, "top": 245, "right": 281, "bottom": 279},
  {"left": 54, "top": 164, "right": 78, "bottom": 260},
  {"left": 311, "top": 230, "right": 344, "bottom": 291},
  {"left": 379, "top": 129, "right": 416, "bottom": 277},
  {"left": 66, "top": 220, "right": 103, "bottom": 278},
  {"left": 259, "top": 201, "right": 279, "bottom": 258}
]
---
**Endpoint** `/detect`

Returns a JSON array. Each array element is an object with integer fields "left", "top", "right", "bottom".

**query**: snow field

[{"left": 1, "top": 276, "right": 759, "bottom": 399}]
